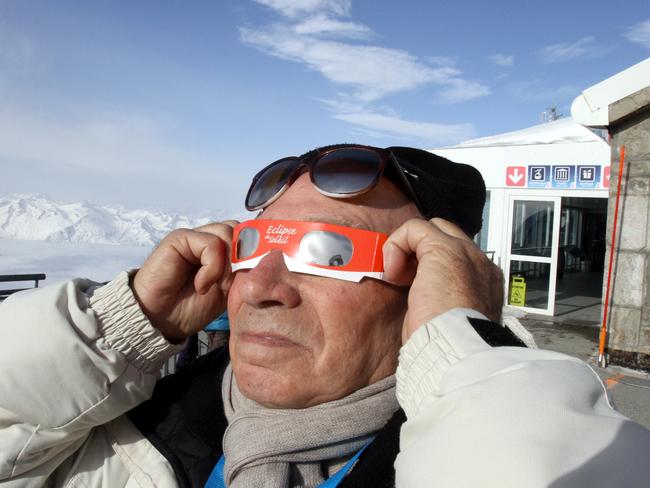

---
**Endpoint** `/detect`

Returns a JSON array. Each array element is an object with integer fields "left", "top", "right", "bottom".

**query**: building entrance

[{"left": 554, "top": 197, "right": 608, "bottom": 323}]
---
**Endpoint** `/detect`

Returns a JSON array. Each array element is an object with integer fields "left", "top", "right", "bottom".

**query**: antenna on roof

[{"left": 540, "top": 105, "right": 563, "bottom": 123}]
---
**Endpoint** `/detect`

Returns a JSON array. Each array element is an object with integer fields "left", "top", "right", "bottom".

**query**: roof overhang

[{"left": 571, "top": 57, "right": 650, "bottom": 128}]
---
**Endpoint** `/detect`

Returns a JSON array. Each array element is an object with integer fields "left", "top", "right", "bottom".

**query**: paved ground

[{"left": 520, "top": 317, "right": 650, "bottom": 430}]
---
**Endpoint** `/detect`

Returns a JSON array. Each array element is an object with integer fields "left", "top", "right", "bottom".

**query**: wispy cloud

[
  {"left": 253, "top": 0, "right": 351, "bottom": 18},
  {"left": 488, "top": 54, "right": 514, "bottom": 67},
  {"left": 242, "top": 1, "right": 486, "bottom": 144},
  {"left": 434, "top": 79, "right": 491, "bottom": 105},
  {"left": 241, "top": 25, "right": 459, "bottom": 102},
  {"left": 0, "top": 104, "right": 209, "bottom": 174},
  {"left": 0, "top": 103, "right": 248, "bottom": 215},
  {"left": 624, "top": 19, "right": 650, "bottom": 49},
  {"left": 293, "top": 14, "right": 372, "bottom": 39},
  {"left": 539, "top": 36, "right": 599, "bottom": 63},
  {"left": 332, "top": 109, "right": 475, "bottom": 144}
]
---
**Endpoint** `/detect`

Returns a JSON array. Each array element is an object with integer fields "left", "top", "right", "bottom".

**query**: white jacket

[{"left": 0, "top": 271, "right": 649, "bottom": 487}]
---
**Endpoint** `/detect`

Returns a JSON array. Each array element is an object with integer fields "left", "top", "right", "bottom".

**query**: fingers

[
  {"left": 429, "top": 218, "right": 475, "bottom": 243},
  {"left": 194, "top": 221, "right": 239, "bottom": 291},
  {"left": 383, "top": 219, "right": 432, "bottom": 284},
  {"left": 152, "top": 222, "right": 232, "bottom": 294},
  {"left": 195, "top": 220, "right": 239, "bottom": 233},
  {"left": 383, "top": 241, "right": 418, "bottom": 286},
  {"left": 192, "top": 223, "right": 237, "bottom": 294},
  {"left": 383, "top": 218, "right": 455, "bottom": 284},
  {"left": 383, "top": 217, "right": 504, "bottom": 338},
  {"left": 192, "top": 237, "right": 228, "bottom": 294}
]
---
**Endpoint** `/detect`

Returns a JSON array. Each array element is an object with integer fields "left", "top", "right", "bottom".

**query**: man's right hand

[{"left": 131, "top": 221, "right": 237, "bottom": 342}]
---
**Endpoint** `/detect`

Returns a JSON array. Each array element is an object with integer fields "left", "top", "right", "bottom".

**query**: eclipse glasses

[
  {"left": 231, "top": 220, "right": 388, "bottom": 282},
  {"left": 245, "top": 146, "right": 423, "bottom": 213}
]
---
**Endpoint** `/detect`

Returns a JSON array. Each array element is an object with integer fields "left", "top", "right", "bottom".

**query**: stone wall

[{"left": 605, "top": 85, "right": 650, "bottom": 369}]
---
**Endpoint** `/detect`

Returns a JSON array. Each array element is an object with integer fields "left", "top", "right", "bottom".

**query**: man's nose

[{"left": 237, "top": 249, "right": 301, "bottom": 309}]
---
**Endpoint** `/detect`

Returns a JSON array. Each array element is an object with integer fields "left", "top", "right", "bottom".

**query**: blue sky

[{"left": 1, "top": 0, "right": 649, "bottom": 218}]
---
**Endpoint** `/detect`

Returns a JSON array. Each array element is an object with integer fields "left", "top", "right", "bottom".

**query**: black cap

[
  {"left": 387, "top": 146, "right": 486, "bottom": 238},
  {"left": 303, "top": 144, "right": 486, "bottom": 238}
]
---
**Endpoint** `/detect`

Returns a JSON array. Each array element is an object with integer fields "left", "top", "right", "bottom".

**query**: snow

[
  {"left": 0, "top": 194, "right": 219, "bottom": 246},
  {"left": 442, "top": 117, "right": 605, "bottom": 149},
  {"left": 0, "top": 194, "right": 242, "bottom": 288}
]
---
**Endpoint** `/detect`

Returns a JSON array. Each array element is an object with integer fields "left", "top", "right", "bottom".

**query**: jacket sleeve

[
  {"left": 0, "top": 271, "right": 183, "bottom": 482},
  {"left": 394, "top": 308, "right": 650, "bottom": 488}
]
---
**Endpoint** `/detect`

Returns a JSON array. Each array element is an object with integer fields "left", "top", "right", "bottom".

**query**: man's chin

[{"left": 232, "top": 360, "right": 309, "bottom": 409}]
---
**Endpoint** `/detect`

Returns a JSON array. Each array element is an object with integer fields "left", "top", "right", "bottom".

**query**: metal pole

[{"left": 599, "top": 146, "right": 626, "bottom": 368}]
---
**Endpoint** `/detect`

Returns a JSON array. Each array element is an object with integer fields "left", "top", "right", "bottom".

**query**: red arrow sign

[
  {"left": 506, "top": 166, "right": 526, "bottom": 186},
  {"left": 603, "top": 166, "right": 610, "bottom": 189}
]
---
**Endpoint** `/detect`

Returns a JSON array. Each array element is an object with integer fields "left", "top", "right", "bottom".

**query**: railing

[
  {"left": 0, "top": 274, "right": 46, "bottom": 301},
  {"left": 160, "top": 331, "right": 210, "bottom": 377}
]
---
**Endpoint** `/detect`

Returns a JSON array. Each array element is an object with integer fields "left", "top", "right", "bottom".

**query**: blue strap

[
  {"left": 317, "top": 441, "right": 371, "bottom": 488},
  {"left": 205, "top": 440, "right": 373, "bottom": 488},
  {"left": 204, "top": 455, "right": 226, "bottom": 488},
  {"left": 204, "top": 311, "right": 230, "bottom": 332}
]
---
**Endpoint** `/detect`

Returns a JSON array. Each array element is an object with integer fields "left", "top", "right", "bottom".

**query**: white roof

[
  {"left": 439, "top": 117, "right": 604, "bottom": 149},
  {"left": 429, "top": 118, "right": 610, "bottom": 189},
  {"left": 571, "top": 57, "right": 650, "bottom": 127}
]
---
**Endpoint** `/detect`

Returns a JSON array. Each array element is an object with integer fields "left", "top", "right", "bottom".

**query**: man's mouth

[{"left": 238, "top": 331, "right": 304, "bottom": 348}]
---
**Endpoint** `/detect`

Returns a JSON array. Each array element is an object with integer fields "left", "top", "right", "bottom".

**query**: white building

[{"left": 431, "top": 118, "right": 610, "bottom": 317}]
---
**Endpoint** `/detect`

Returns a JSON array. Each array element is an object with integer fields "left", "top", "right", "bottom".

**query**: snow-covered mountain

[{"left": 0, "top": 194, "right": 221, "bottom": 246}]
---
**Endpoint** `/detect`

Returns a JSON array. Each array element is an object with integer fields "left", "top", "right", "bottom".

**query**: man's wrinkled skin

[{"left": 132, "top": 173, "right": 503, "bottom": 408}]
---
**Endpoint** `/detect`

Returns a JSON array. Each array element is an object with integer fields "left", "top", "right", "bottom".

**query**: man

[{"left": 1, "top": 144, "right": 649, "bottom": 487}]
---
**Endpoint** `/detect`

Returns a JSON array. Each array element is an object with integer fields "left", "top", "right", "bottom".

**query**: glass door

[{"left": 505, "top": 196, "right": 561, "bottom": 315}]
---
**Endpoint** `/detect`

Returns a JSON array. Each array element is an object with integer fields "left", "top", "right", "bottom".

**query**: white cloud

[
  {"left": 539, "top": 36, "right": 598, "bottom": 63},
  {"left": 253, "top": 0, "right": 351, "bottom": 18},
  {"left": 489, "top": 54, "right": 514, "bottom": 67},
  {"left": 241, "top": 25, "right": 460, "bottom": 101},
  {"left": 0, "top": 104, "right": 250, "bottom": 216},
  {"left": 332, "top": 109, "right": 475, "bottom": 145},
  {"left": 243, "top": 0, "right": 487, "bottom": 145},
  {"left": 624, "top": 19, "right": 650, "bottom": 49},
  {"left": 435, "top": 79, "right": 491, "bottom": 105},
  {"left": 0, "top": 106, "right": 203, "bottom": 173},
  {"left": 293, "top": 14, "right": 372, "bottom": 39}
]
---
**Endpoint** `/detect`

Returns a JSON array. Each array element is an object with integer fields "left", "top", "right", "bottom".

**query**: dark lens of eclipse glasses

[
  {"left": 236, "top": 227, "right": 261, "bottom": 259},
  {"left": 235, "top": 227, "right": 354, "bottom": 268},
  {"left": 298, "top": 231, "right": 353, "bottom": 267}
]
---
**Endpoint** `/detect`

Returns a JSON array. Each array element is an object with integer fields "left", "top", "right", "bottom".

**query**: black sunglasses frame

[{"left": 245, "top": 147, "right": 424, "bottom": 213}]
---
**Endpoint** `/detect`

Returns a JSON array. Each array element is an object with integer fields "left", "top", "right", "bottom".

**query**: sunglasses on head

[
  {"left": 231, "top": 219, "right": 388, "bottom": 282},
  {"left": 245, "top": 146, "right": 423, "bottom": 212}
]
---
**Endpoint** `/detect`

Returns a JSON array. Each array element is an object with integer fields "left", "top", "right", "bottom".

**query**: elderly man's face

[{"left": 227, "top": 172, "right": 420, "bottom": 408}]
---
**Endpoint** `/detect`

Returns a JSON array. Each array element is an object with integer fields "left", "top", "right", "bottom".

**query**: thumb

[{"left": 383, "top": 241, "right": 417, "bottom": 286}]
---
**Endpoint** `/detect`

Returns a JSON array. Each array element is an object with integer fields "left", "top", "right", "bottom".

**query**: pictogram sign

[
  {"left": 528, "top": 166, "right": 550, "bottom": 188},
  {"left": 603, "top": 166, "right": 611, "bottom": 189},
  {"left": 551, "top": 165, "right": 575, "bottom": 188},
  {"left": 576, "top": 165, "right": 600, "bottom": 188},
  {"left": 506, "top": 166, "right": 526, "bottom": 186}
]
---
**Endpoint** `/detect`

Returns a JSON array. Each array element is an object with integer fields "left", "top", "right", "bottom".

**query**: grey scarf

[{"left": 221, "top": 363, "right": 398, "bottom": 488}]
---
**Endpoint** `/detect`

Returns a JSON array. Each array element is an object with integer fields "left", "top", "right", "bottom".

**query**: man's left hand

[{"left": 383, "top": 218, "right": 504, "bottom": 342}]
